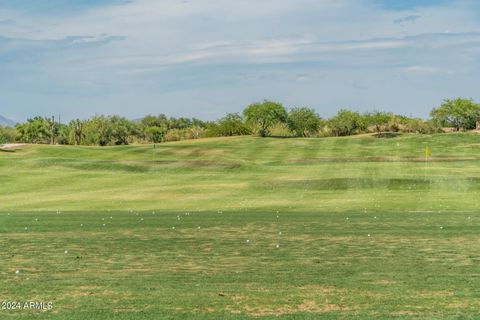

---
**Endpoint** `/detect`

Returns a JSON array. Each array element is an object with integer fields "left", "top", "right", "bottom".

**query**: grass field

[{"left": 1, "top": 133, "right": 480, "bottom": 319}]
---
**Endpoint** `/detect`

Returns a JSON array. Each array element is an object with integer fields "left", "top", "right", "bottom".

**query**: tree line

[{"left": 1, "top": 98, "right": 479, "bottom": 146}]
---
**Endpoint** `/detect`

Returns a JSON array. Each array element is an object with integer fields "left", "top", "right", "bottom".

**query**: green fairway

[{"left": 1, "top": 133, "right": 480, "bottom": 319}]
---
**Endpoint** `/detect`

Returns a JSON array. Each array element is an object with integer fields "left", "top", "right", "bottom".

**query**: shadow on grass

[
  {"left": 373, "top": 132, "right": 402, "bottom": 138},
  {"left": 266, "top": 177, "right": 434, "bottom": 191}
]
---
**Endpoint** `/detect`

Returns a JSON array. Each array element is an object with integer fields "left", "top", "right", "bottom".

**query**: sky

[{"left": 0, "top": 0, "right": 480, "bottom": 122}]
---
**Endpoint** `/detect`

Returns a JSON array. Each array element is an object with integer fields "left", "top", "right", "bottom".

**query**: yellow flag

[{"left": 425, "top": 147, "right": 431, "bottom": 158}]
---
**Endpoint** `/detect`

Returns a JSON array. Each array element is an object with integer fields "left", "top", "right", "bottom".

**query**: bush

[
  {"left": 0, "top": 126, "right": 16, "bottom": 144},
  {"left": 164, "top": 128, "right": 195, "bottom": 142},
  {"left": 363, "top": 111, "right": 392, "bottom": 134},
  {"left": 385, "top": 116, "right": 402, "bottom": 133},
  {"left": 287, "top": 107, "right": 322, "bottom": 137},
  {"left": 209, "top": 113, "right": 251, "bottom": 137},
  {"left": 403, "top": 118, "right": 442, "bottom": 134},
  {"left": 328, "top": 109, "right": 366, "bottom": 136},
  {"left": 15, "top": 117, "right": 52, "bottom": 144},
  {"left": 81, "top": 115, "right": 137, "bottom": 146}
]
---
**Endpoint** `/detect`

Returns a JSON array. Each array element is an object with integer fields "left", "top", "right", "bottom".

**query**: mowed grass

[{"left": 1, "top": 133, "right": 480, "bottom": 318}]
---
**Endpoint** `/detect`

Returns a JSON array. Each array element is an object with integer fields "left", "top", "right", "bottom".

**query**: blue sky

[
  {"left": 375, "top": 0, "right": 453, "bottom": 10},
  {"left": 0, "top": 0, "right": 479, "bottom": 122}
]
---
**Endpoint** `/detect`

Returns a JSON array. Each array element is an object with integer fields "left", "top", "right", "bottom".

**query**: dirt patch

[
  {"left": 0, "top": 144, "right": 25, "bottom": 149},
  {"left": 299, "top": 300, "right": 344, "bottom": 312},
  {"left": 0, "top": 144, "right": 25, "bottom": 151},
  {"left": 444, "top": 302, "right": 470, "bottom": 308},
  {"left": 225, "top": 285, "right": 351, "bottom": 317},
  {"left": 372, "top": 279, "right": 398, "bottom": 286},
  {"left": 417, "top": 291, "right": 454, "bottom": 298}
]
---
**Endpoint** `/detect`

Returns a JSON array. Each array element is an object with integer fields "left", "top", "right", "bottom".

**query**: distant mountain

[{"left": 0, "top": 115, "right": 16, "bottom": 127}]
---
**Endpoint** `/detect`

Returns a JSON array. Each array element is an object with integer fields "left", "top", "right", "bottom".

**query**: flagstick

[
  {"left": 424, "top": 147, "right": 430, "bottom": 182},
  {"left": 424, "top": 154, "right": 427, "bottom": 181}
]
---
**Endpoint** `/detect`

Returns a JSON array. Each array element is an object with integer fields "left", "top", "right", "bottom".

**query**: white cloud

[
  {"left": 1, "top": 0, "right": 480, "bottom": 120},
  {"left": 403, "top": 66, "right": 448, "bottom": 74}
]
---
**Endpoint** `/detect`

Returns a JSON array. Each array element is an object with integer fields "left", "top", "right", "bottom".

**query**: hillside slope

[
  {"left": 1, "top": 133, "right": 479, "bottom": 212},
  {"left": 0, "top": 115, "right": 15, "bottom": 127}
]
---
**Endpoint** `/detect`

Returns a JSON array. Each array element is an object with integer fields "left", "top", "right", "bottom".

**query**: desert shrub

[
  {"left": 0, "top": 126, "right": 16, "bottom": 144},
  {"left": 164, "top": 128, "right": 195, "bottom": 142},
  {"left": 328, "top": 109, "right": 366, "bottom": 136}
]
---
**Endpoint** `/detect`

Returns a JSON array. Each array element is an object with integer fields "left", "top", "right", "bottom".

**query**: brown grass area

[
  {"left": 417, "top": 291, "right": 454, "bottom": 298},
  {"left": 372, "top": 279, "right": 398, "bottom": 285},
  {"left": 62, "top": 287, "right": 134, "bottom": 302},
  {"left": 223, "top": 285, "right": 352, "bottom": 316},
  {"left": 240, "top": 301, "right": 348, "bottom": 317},
  {"left": 444, "top": 302, "right": 471, "bottom": 308}
]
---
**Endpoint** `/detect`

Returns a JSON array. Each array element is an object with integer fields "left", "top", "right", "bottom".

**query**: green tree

[
  {"left": 430, "top": 98, "right": 480, "bottom": 131},
  {"left": 328, "top": 109, "right": 366, "bottom": 136},
  {"left": 243, "top": 100, "right": 288, "bottom": 137},
  {"left": 109, "top": 116, "right": 137, "bottom": 145},
  {"left": 287, "top": 107, "right": 322, "bottom": 137},
  {"left": 143, "top": 126, "right": 164, "bottom": 143},
  {"left": 140, "top": 115, "right": 169, "bottom": 143},
  {"left": 15, "top": 117, "right": 51, "bottom": 144},
  {"left": 214, "top": 113, "right": 250, "bottom": 136},
  {"left": 83, "top": 116, "right": 112, "bottom": 146},
  {"left": 56, "top": 123, "right": 70, "bottom": 145}
]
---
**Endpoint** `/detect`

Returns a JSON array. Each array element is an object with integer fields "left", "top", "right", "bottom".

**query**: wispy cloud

[
  {"left": 0, "top": 0, "right": 479, "bottom": 121},
  {"left": 394, "top": 15, "right": 422, "bottom": 24},
  {"left": 83, "top": 32, "right": 480, "bottom": 72},
  {"left": 403, "top": 66, "right": 450, "bottom": 74}
]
